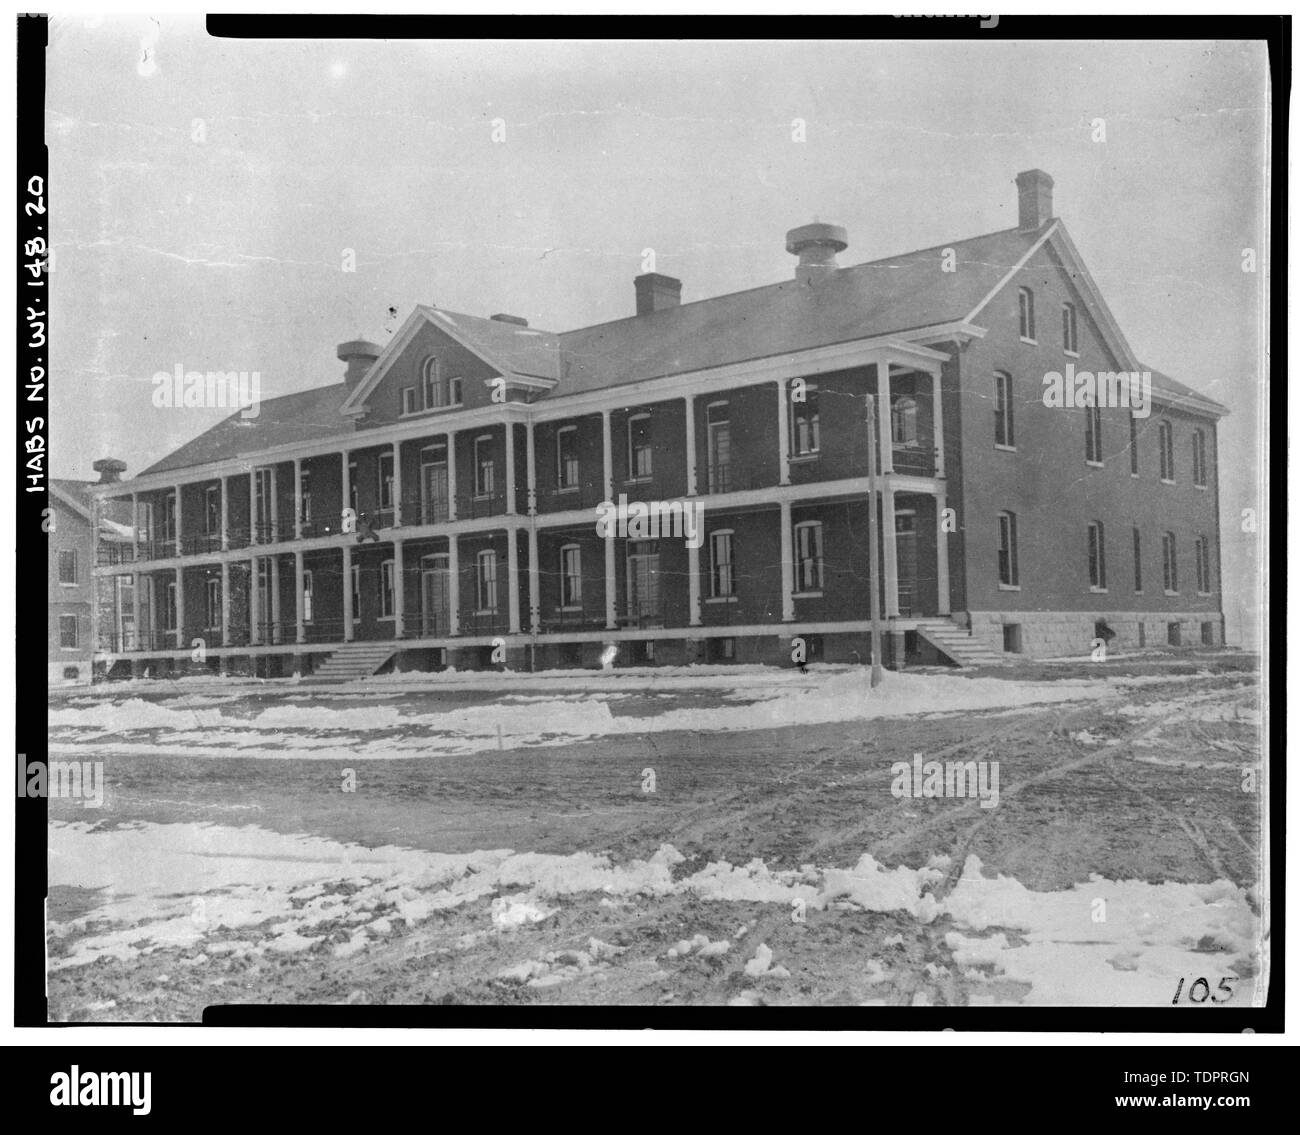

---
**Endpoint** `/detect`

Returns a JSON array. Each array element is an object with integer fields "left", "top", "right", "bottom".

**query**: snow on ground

[
  {"left": 49, "top": 669, "right": 1126, "bottom": 760},
  {"left": 48, "top": 820, "right": 1261, "bottom": 1006}
]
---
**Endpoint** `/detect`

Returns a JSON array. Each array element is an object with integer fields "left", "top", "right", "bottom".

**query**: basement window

[{"left": 1002, "top": 624, "right": 1022, "bottom": 654}]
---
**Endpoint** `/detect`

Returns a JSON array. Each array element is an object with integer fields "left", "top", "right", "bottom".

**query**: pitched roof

[
  {"left": 51, "top": 479, "right": 133, "bottom": 525},
  {"left": 140, "top": 383, "right": 354, "bottom": 476},
  {"left": 1143, "top": 364, "right": 1230, "bottom": 416},
  {"left": 550, "top": 225, "right": 1040, "bottom": 395},
  {"left": 133, "top": 219, "right": 1226, "bottom": 477},
  {"left": 418, "top": 306, "right": 563, "bottom": 381}
]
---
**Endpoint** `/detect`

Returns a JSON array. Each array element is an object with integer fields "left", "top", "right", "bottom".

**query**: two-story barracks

[{"left": 90, "top": 170, "right": 1227, "bottom": 677}]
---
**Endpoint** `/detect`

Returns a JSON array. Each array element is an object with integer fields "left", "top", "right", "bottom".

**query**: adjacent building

[{"left": 88, "top": 170, "right": 1228, "bottom": 678}]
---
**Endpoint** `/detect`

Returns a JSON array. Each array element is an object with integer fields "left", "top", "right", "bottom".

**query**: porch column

[
  {"left": 930, "top": 365, "right": 946, "bottom": 479},
  {"left": 174, "top": 566, "right": 185, "bottom": 649},
  {"left": 446, "top": 433, "right": 458, "bottom": 520},
  {"left": 604, "top": 530, "right": 617, "bottom": 630},
  {"left": 528, "top": 525, "right": 540, "bottom": 634},
  {"left": 220, "top": 561, "right": 230, "bottom": 647},
  {"left": 293, "top": 458, "right": 303, "bottom": 540},
  {"left": 506, "top": 528, "right": 521, "bottom": 633},
  {"left": 131, "top": 493, "right": 139, "bottom": 561},
  {"left": 342, "top": 544, "right": 355, "bottom": 642},
  {"left": 447, "top": 535, "right": 461, "bottom": 636},
  {"left": 877, "top": 360, "right": 894, "bottom": 475},
  {"left": 174, "top": 484, "right": 184, "bottom": 556},
  {"left": 248, "top": 469, "right": 258, "bottom": 545},
  {"left": 505, "top": 423, "right": 518, "bottom": 515},
  {"left": 340, "top": 451, "right": 351, "bottom": 530},
  {"left": 601, "top": 409, "right": 613, "bottom": 498},
  {"left": 882, "top": 487, "right": 900, "bottom": 618},
  {"left": 249, "top": 557, "right": 261, "bottom": 645},
  {"left": 294, "top": 550, "right": 306, "bottom": 644},
  {"left": 131, "top": 570, "right": 141, "bottom": 649},
  {"left": 525, "top": 419, "right": 537, "bottom": 515},
  {"left": 935, "top": 491, "right": 951, "bottom": 617},
  {"left": 269, "top": 466, "right": 279, "bottom": 542},
  {"left": 685, "top": 393, "right": 698, "bottom": 496},
  {"left": 688, "top": 541, "right": 701, "bottom": 626},
  {"left": 392, "top": 442, "right": 403, "bottom": 526},
  {"left": 394, "top": 540, "right": 405, "bottom": 637},
  {"left": 776, "top": 379, "right": 790, "bottom": 486},
  {"left": 780, "top": 500, "right": 794, "bottom": 622},
  {"left": 219, "top": 478, "right": 229, "bottom": 551},
  {"left": 270, "top": 555, "right": 282, "bottom": 642}
]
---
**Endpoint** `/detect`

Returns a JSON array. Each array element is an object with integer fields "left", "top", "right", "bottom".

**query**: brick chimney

[
  {"left": 93, "top": 458, "right": 126, "bottom": 484},
  {"left": 634, "top": 273, "right": 682, "bottom": 316},
  {"left": 490, "top": 313, "right": 529, "bottom": 327},
  {"left": 1015, "top": 169, "right": 1054, "bottom": 231},
  {"left": 786, "top": 222, "right": 848, "bottom": 285},
  {"left": 337, "top": 340, "right": 382, "bottom": 391}
]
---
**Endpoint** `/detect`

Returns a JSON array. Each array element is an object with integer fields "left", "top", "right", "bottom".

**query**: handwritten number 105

[{"left": 1172, "top": 976, "right": 1237, "bottom": 1004}]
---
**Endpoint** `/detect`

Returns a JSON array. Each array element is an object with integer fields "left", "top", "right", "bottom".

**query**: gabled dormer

[{"left": 338, "top": 306, "right": 561, "bottom": 427}]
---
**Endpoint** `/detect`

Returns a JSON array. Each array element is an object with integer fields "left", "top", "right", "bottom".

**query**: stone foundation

[{"left": 968, "top": 610, "right": 1225, "bottom": 658}]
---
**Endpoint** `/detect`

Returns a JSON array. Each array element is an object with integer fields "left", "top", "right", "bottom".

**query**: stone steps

[
  {"left": 913, "top": 620, "right": 1010, "bottom": 667},
  {"left": 309, "top": 643, "right": 397, "bottom": 681}
]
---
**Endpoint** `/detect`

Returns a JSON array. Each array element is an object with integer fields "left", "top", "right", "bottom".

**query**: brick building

[
  {"left": 89, "top": 170, "right": 1227, "bottom": 678},
  {"left": 49, "top": 461, "right": 133, "bottom": 685}
]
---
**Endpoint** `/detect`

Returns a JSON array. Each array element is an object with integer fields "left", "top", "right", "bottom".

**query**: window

[
  {"left": 205, "top": 486, "right": 221, "bottom": 534},
  {"left": 1133, "top": 528, "right": 1143, "bottom": 593},
  {"left": 790, "top": 384, "right": 820, "bottom": 456},
  {"left": 998, "top": 511, "right": 1019, "bottom": 587},
  {"left": 302, "top": 570, "right": 314, "bottom": 623},
  {"left": 1002, "top": 624, "right": 1022, "bottom": 654},
  {"left": 380, "top": 560, "right": 395, "bottom": 618},
  {"left": 59, "top": 614, "right": 78, "bottom": 648},
  {"left": 709, "top": 530, "right": 735, "bottom": 598},
  {"left": 348, "top": 459, "right": 359, "bottom": 515},
  {"left": 448, "top": 376, "right": 463, "bottom": 405},
  {"left": 401, "top": 386, "right": 417, "bottom": 415},
  {"left": 1158, "top": 419, "right": 1174, "bottom": 481},
  {"left": 1195, "top": 535, "right": 1212, "bottom": 594},
  {"left": 707, "top": 402, "right": 731, "bottom": 491},
  {"left": 1062, "top": 302, "right": 1078, "bottom": 353},
  {"left": 476, "top": 550, "right": 499, "bottom": 612},
  {"left": 1085, "top": 405, "right": 1103, "bottom": 463},
  {"left": 474, "top": 436, "right": 496, "bottom": 497},
  {"left": 205, "top": 577, "right": 221, "bottom": 629},
  {"left": 58, "top": 549, "right": 77, "bottom": 585},
  {"left": 560, "top": 545, "right": 582, "bottom": 607},
  {"left": 350, "top": 563, "right": 360, "bottom": 621},
  {"left": 1018, "top": 287, "right": 1035, "bottom": 341},
  {"left": 1167, "top": 622, "right": 1181, "bottom": 647},
  {"left": 891, "top": 396, "right": 918, "bottom": 446},
  {"left": 379, "top": 452, "right": 394, "bottom": 510},
  {"left": 1129, "top": 413, "right": 1139, "bottom": 475},
  {"left": 422, "top": 357, "right": 443, "bottom": 409},
  {"left": 557, "top": 426, "right": 580, "bottom": 490},
  {"left": 628, "top": 413, "right": 653, "bottom": 479},
  {"left": 994, "top": 372, "right": 1015, "bottom": 447},
  {"left": 1162, "top": 531, "right": 1178, "bottom": 593},
  {"left": 794, "top": 521, "right": 823, "bottom": 592},
  {"left": 1201, "top": 621, "right": 1215, "bottom": 646},
  {"left": 1191, "top": 428, "right": 1208, "bottom": 487},
  {"left": 1088, "top": 521, "right": 1107, "bottom": 590}
]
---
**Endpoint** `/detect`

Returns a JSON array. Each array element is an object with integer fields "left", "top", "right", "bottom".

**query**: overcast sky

[{"left": 47, "top": 22, "right": 1268, "bottom": 640}]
